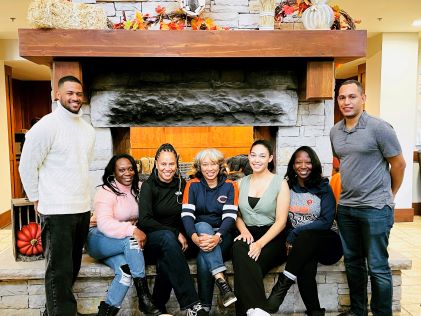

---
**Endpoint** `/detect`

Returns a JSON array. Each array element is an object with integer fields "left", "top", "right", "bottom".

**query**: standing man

[
  {"left": 330, "top": 79, "right": 406, "bottom": 316},
  {"left": 19, "top": 76, "right": 95, "bottom": 316}
]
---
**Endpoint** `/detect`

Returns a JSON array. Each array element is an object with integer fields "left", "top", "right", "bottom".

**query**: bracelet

[{"left": 216, "top": 232, "right": 222, "bottom": 244}]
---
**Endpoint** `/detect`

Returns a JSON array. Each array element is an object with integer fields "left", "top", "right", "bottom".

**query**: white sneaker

[
  {"left": 247, "top": 308, "right": 271, "bottom": 316},
  {"left": 186, "top": 303, "right": 208, "bottom": 316}
]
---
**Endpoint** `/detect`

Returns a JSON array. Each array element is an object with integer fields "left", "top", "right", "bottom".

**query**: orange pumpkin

[{"left": 17, "top": 222, "right": 43, "bottom": 256}]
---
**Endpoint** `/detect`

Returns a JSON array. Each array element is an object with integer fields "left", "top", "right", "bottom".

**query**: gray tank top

[{"left": 239, "top": 174, "right": 283, "bottom": 226}]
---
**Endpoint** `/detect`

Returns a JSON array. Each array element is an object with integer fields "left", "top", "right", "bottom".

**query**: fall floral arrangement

[
  {"left": 113, "top": 5, "right": 228, "bottom": 31},
  {"left": 275, "top": 0, "right": 360, "bottom": 30}
]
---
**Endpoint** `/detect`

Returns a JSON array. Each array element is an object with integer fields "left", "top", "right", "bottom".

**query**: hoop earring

[{"left": 107, "top": 175, "right": 115, "bottom": 184}]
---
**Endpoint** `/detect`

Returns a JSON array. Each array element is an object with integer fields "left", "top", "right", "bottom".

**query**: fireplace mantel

[
  {"left": 18, "top": 29, "right": 366, "bottom": 65},
  {"left": 18, "top": 28, "right": 367, "bottom": 100}
]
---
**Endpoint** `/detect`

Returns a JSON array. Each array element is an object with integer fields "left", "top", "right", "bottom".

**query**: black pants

[
  {"left": 40, "top": 211, "right": 91, "bottom": 316},
  {"left": 285, "top": 229, "right": 343, "bottom": 312},
  {"left": 232, "top": 226, "right": 287, "bottom": 316},
  {"left": 144, "top": 230, "right": 199, "bottom": 310}
]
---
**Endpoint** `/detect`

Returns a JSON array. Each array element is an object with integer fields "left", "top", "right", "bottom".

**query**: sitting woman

[
  {"left": 138, "top": 143, "right": 208, "bottom": 316},
  {"left": 182, "top": 149, "right": 238, "bottom": 312},
  {"left": 86, "top": 154, "right": 159, "bottom": 316},
  {"left": 267, "top": 146, "right": 343, "bottom": 316},
  {"left": 232, "top": 140, "right": 290, "bottom": 316}
]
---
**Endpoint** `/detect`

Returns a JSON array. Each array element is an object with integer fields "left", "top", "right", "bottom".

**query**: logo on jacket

[{"left": 217, "top": 195, "right": 228, "bottom": 203}]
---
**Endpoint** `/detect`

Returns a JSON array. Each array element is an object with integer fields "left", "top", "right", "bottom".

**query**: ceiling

[{"left": 1, "top": 0, "right": 420, "bottom": 80}]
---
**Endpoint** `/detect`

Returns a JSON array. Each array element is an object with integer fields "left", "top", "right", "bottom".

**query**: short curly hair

[{"left": 192, "top": 148, "right": 226, "bottom": 180}]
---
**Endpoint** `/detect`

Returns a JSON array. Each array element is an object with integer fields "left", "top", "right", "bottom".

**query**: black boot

[
  {"left": 306, "top": 308, "right": 326, "bottom": 316},
  {"left": 133, "top": 277, "right": 160, "bottom": 315},
  {"left": 266, "top": 273, "right": 295, "bottom": 313},
  {"left": 97, "top": 301, "right": 119, "bottom": 316}
]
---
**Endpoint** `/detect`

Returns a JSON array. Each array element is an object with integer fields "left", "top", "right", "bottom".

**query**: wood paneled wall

[
  {"left": 10, "top": 80, "right": 51, "bottom": 198},
  {"left": 13, "top": 80, "right": 51, "bottom": 131},
  {"left": 131, "top": 126, "right": 253, "bottom": 162}
]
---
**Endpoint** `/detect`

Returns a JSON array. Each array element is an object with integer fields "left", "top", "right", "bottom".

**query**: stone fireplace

[
  {"left": 18, "top": 28, "right": 366, "bottom": 192},
  {"left": 76, "top": 57, "right": 334, "bottom": 192},
  {"left": 75, "top": 59, "right": 333, "bottom": 190}
]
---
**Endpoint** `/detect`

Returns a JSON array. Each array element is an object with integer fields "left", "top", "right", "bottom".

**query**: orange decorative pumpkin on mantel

[{"left": 16, "top": 222, "right": 43, "bottom": 256}]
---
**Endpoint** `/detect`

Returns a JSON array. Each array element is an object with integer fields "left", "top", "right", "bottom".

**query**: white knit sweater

[{"left": 19, "top": 102, "right": 95, "bottom": 215}]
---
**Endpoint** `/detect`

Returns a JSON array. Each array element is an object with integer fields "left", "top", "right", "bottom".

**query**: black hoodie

[{"left": 138, "top": 171, "right": 186, "bottom": 237}]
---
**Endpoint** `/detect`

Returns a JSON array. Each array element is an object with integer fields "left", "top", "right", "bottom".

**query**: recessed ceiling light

[{"left": 412, "top": 19, "right": 421, "bottom": 26}]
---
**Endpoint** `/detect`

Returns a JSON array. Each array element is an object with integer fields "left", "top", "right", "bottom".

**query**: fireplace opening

[
  {"left": 130, "top": 125, "right": 254, "bottom": 178},
  {"left": 131, "top": 126, "right": 254, "bottom": 161}
]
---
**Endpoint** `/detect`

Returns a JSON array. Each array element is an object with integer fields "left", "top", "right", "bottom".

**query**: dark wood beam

[{"left": 19, "top": 29, "right": 367, "bottom": 66}]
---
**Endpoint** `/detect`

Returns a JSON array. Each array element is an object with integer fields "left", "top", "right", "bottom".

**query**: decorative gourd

[
  {"left": 301, "top": 0, "right": 334, "bottom": 30},
  {"left": 178, "top": 0, "right": 205, "bottom": 17},
  {"left": 16, "top": 222, "right": 43, "bottom": 256}
]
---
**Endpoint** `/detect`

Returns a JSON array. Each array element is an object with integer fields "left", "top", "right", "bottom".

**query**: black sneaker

[
  {"left": 186, "top": 303, "right": 209, "bottom": 316},
  {"left": 215, "top": 278, "right": 237, "bottom": 307}
]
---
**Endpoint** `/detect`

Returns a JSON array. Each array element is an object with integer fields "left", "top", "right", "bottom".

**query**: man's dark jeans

[
  {"left": 41, "top": 211, "right": 91, "bottom": 316},
  {"left": 337, "top": 205, "right": 394, "bottom": 316}
]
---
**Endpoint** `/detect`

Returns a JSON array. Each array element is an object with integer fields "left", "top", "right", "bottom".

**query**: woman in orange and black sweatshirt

[{"left": 181, "top": 148, "right": 238, "bottom": 312}]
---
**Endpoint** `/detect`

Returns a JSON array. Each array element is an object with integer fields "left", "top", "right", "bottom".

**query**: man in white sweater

[{"left": 19, "top": 76, "right": 95, "bottom": 316}]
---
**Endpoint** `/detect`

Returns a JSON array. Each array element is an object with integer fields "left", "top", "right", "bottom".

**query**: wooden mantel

[
  {"left": 18, "top": 28, "right": 367, "bottom": 100},
  {"left": 19, "top": 29, "right": 366, "bottom": 65}
]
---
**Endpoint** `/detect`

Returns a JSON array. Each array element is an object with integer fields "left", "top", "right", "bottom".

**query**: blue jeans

[
  {"left": 143, "top": 230, "right": 199, "bottom": 310},
  {"left": 40, "top": 211, "right": 90, "bottom": 316},
  {"left": 86, "top": 227, "right": 146, "bottom": 308},
  {"left": 337, "top": 205, "right": 394, "bottom": 316},
  {"left": 194, "top": 222, "right": 233, "bottom": 309}
]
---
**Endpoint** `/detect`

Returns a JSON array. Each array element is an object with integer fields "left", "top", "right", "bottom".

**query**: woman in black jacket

[{"left": 138, "top": 143, "right": 208, "bottom": 316}]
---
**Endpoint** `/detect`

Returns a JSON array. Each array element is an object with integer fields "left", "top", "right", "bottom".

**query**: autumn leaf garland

[{"left": 113, "top": 5, "right": 228, "bottom": 31}]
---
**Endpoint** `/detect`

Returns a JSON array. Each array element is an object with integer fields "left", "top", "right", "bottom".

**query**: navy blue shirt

[{"left": 181, "top": 175, "right": 238, "bottom": 237}]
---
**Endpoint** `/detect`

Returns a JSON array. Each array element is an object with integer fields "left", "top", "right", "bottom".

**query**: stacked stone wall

[{"left": 72, "top": 0, "right": 263, "bottom": 29}]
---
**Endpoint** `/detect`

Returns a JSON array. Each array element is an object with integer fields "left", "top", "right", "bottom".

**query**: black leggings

[
  {"left": 232, "top": 226, "right": 287, "bottom": 316},
  {"left": 285, "top": 229, "right": 343, "bottom": 311}
]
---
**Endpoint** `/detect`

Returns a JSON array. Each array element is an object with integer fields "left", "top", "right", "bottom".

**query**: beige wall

[
  {"left": 379, "top": 33, "right": 419, "bottom": 209},
  {"left": 365, "top": 34, "right": 383, "bottom": 117},
  {"left": 0, "top": 39, "right": 19, "bottom": 60},
  {"left": 0, "top": 61, "right": 12, "bottom": 213},
  {"left": 365, "top": 33, "right": 419, "bottom": 208},
  {"left": 414, "top": 38, "right": 421, "bottom": 203}
]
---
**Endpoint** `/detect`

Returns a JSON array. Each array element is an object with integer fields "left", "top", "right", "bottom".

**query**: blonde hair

[{"left": 192, "top": 148, "right": 226, "bottom": 179}]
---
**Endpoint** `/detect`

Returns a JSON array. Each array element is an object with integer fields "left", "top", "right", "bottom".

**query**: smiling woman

[
  {"left": 181, "top": 148, "right": 238, "bottom": 312},
  {"left": 137, "top": 143, "right": 208, "bottom": 315},
  {"left": 86, "top": 153, "right": 160, "bottom": 315},
  {"left": 266, "top": 146, "right": 342, "bottom": 315}
]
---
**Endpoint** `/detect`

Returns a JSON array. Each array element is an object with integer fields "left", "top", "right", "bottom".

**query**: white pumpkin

[
  {"left": 302, "top": 0, "right": 334, "bottom": 30},
  {"left": 178, "top": 0, "right": 206, "bottom": 17}
]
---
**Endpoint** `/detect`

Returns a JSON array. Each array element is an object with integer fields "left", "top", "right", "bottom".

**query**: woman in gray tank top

[{"left": 232, "top": 140, "right": 290, "bottom": 316}]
